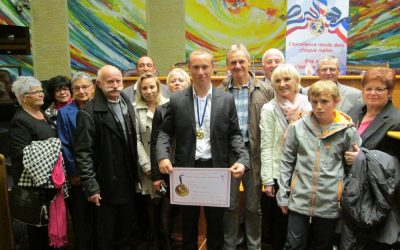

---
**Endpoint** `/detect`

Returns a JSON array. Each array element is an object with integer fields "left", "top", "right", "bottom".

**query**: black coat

[
  {"left": 74, "top": 89, "right": 138, "bottom": 204},
  {"left": 341, "top": 149, "right": 400, "bottom": 249},
  {"left": 348, "top": 101, "right": 400, "bottom": 160}
]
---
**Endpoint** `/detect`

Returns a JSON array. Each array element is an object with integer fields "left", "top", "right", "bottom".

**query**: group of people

[{"left": 5, "top": 45, "right": 400, "bottom": 250}]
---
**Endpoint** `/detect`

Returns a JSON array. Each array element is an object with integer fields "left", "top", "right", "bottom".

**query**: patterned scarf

[{"left": 276, "top": 93, "right": 310, "bottom": 122}]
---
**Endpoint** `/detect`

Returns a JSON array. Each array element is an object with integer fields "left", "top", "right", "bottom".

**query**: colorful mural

[
  {"left": 185, "top": 0, "right": 286, "bottom": 63},
  {"left": 68, "top": 0, "right": 147, "bottom": 73},
  {"left": 347, "top": 1, "right": 399, "bottom": 67},
  {"left": 0, "top": 0, "right": 399, "bottom": 77},
  {"left": 0, "top": 0, "right": 32, "bottom": 76}
]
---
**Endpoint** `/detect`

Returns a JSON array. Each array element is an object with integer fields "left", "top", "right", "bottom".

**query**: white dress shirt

[{"left": 193, "top": 86, "right": 212, "bottom": 160}]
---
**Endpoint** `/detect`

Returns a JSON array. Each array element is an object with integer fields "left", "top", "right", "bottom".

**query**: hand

[
  {"left": 70, "top": 175, "right": 81, "bottom": 186},
  {"left": 230, "top": 163, "right": 246, "bottom": 179},
  {"left": 264, "top": 185, "right": 275, "bottom": 198},
  {"left": 153, "top": 179, "right": 164, "bottom": 190},
  {"left": 344, "top": 144, "right": 360, "bottom": 166},
  {"left": 279, "top": 206, "right": 288, "bottom": 214},
  {"left": 158, "top": 158, "right": 173, "bottom": 174},
  {"left": 88, "top": 193, "right": 101, "bottom": 206}
]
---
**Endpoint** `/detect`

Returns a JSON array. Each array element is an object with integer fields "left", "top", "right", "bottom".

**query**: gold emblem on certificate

[
  {"left": 175, "top": 174, "right": 189, "bottom": 197},
  {"left": 196, "top": 129, "right": 204, "bottom": 140}
]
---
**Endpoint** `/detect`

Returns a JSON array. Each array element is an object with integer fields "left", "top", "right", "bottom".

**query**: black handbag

[{"left": 9, "top": 185, "right": 50, "bottom": 226}]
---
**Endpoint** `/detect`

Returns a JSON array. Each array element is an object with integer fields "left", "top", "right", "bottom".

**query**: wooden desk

[{"left": 122, "top": 75, "right": 400, "bottom": 108}]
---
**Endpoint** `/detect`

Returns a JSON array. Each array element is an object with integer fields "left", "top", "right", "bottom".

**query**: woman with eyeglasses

[
  {"left": 44, "top": 75, "right": 73, "bottom": 123},
  {"left": 56, "top": 72, "right": 95, "bottom": 250},
  {"left": 346, "top": 67, "right": 400, "bottom": 161},
  {"left": 9, "top": 76, "right": 58, "bottom": 249},
  {"left": 341, "top": 67, "right": 400, "bottom": 249}
]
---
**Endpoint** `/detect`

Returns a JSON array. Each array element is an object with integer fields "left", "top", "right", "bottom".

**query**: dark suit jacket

[
  {"left": 348, "top": 101, "right": 400, "bottom": 160},
  {"left": 150, "top": 102, "right": 169, "bottom": 181},
  {"left": 156, "top": 87, "right": 250, "bottom": 169}
]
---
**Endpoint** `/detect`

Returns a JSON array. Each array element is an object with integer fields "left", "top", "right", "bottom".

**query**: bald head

[
  {"left": 97, "top": 65, "right": 123, "bottom": 101},
  {"left": 97, "top": 65, "right": 120, "bottom": 81},
  {"left": 137, "top": 56, "right": 156, "bottom": 75}
]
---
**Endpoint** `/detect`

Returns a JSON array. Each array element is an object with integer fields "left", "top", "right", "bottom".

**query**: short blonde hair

[
  {"left": 189, "top": 50, "right": 214, "bottom": 65},
  {"left": 308, "top": 80, "right": 340, "bottom": 101},
  {"left": 135, "top": 72, "right": 162, "bottom": 106},
  {"left": 167, "top": 68, "right": 191, "bottom": 87},
  {"left": 271, "top": 64, "right": 301, "bottom": 91}
]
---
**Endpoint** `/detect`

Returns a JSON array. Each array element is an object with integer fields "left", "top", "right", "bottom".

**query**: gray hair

[
  {"left": 226, "top": 44, "right": 251, "bottom": 64},
  {"left": 12, "top": 76, "right": 42, "bottom": 101},
  {"left": 262, "top": 48, "right": 285, "bottom": 64},
  {"left": 317, "top": 56, "right": 340, "bottom": 71},
  {"left": 71, "top": 71, "right": 93, "bottom": 86}
]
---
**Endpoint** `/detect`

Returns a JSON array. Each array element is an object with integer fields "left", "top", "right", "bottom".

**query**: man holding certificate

[{"left": 157, "top": 50, "right": 250, "bottom": 250}]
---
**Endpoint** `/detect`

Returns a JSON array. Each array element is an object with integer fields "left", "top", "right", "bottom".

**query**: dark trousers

[
  {"left": 181, "top": 205, "right": 225, "bottom": 250},
  {"left": 93, "top": 198, "right": 136, "bottom": 250},
  {"left": 27, "top": 225, "right": 52, "bottom": 250},
  {"left": 265, "top": 180, "right": 288, "bottom": 250},
  {"left": 160, "top": 197, "right": 180, "bottom": 250},
  {"left": 284, "top": 211, "right": 337, "bottom": 250},
  {"left": 180, "top": 159, "right": 224, "bottom": 250},
  {"left": 67, "top": 185, "right": 94, "bottom": 250}
]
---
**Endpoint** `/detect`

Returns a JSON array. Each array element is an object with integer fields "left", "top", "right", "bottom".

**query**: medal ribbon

[{"left": 196, "top": 96, "right": 208, "bottom": 129}]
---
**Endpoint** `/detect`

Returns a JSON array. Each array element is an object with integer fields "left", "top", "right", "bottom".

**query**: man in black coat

[
  {"left": 75, "top": 65, "right": 139, "bottom": 250},
  {"left": 156, "top": 50, "right": 250, "bottom": 250}
]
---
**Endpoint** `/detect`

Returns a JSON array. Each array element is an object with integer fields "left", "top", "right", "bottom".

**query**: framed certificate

[{"left": 170, "top": 167, "right": 231, "bottom": 207}]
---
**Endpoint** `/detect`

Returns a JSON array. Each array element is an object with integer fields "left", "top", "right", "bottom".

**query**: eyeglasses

[
  {"left": 72, "top": 85, "right": 92, "bottom": 91},
  {"left": 364, "top": 87, "right": 388, "bottom": 93},
  {"left": 24, "top": 90, "right": 44, "bottom": 96},
  {"left": 55, "top": 87, "right": 70, "bottom": 92}
]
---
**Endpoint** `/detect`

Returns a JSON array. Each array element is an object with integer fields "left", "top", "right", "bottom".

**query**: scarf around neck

[{"left": 276, "top": 93, "right": 310, "bottom": 122}]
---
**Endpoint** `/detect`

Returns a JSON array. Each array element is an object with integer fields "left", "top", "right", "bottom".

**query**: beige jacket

[
  {"left": 259, "top": 95, "right": 311, "bottom": 185},
  {"left": 134, "top": 98, "right": 168, "bottom": 198}
]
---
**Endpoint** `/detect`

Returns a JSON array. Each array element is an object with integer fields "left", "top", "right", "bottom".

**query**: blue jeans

[{"left": 223, "top": 170, "right": 262, "bottom": 250}]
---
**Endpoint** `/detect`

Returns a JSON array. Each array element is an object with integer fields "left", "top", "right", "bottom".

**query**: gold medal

[
  {"left": 175, "top": 174, "right": 189, "bottom": 197},
  {"left": 196, "top": 96, "right": 208, "bottom": 140},
  {"left": 196, "top": 129, "right": 204, "bottom": 140},
  {"left": 175, "top": 184, "right": 189, "bottom": 197}
]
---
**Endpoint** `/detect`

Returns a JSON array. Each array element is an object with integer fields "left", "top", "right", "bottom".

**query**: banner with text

[{"left": 286, "top": 0, "right": 349, "bottom": 75}]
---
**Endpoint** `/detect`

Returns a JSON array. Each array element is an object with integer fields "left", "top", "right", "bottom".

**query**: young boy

[{"left": 276, "top": 80, "right": 361, "bottom": 249}]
